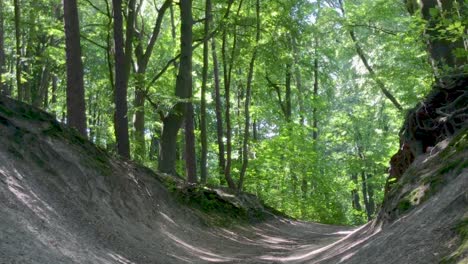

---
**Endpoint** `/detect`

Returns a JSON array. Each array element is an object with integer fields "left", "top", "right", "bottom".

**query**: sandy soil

[{"left": 0, "top": 97, "right": 466, "bottom": 264}]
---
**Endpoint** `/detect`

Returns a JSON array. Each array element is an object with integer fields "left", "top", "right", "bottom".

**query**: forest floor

[{"left": 0, "top": 96, "right": 467, "bottom": 264}]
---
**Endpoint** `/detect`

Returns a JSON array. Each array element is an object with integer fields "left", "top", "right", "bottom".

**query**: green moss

[
  {"left": 0, "top": 102, "right": 14, "bottom": 117},
  {"left": 441, "top": 218, "right": 468, "bottom": 264},
  {"left": 171, "top": 186, "right": 267, "bottom": 227},
  {"left": 397, "top": 198, "right": 412, "bottom": 213},
  {"left": 7, "top": 146, "right": 23, "bottom": 160}
]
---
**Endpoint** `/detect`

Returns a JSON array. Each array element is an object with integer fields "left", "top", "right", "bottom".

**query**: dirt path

[{"left": 0, "top": 97, "right": 466, "bottom": 264}]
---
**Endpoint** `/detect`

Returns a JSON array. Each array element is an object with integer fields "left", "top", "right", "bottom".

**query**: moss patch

[{"left": 441, "top": 218, "right": 468, "bottom": 263}]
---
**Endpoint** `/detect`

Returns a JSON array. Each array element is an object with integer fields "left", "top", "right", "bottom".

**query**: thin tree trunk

[
  {"left": 199, "top": 0, "right": 212, "bottom": 184},
  {"left": 312, "top": 44, "right": 319, "bottom": 140},
  {"left": 338, "top": 0, "right": 403, "bottom": 111},
  {"left": 361, "top": 171, "right": 372, "bottom": 221},
  {"left": 238, "top": 0, "right": 260, "bottom": 193},
  {"left": 14, "top": 0, "right": 22, "bottom": 101},
  {"left": 351, "top": 173, "right": 362, "bottom": 211},
  {"left": 285, "top": 64, "right": 292, "bottom": 122},
  {"left": 221, "top": 1, "right": 243, "bottom": 190},
  {"left": 112, "top": 0, "right": 136, "bottom": 158},
  {"left": 133, "top": 0, "right": 172, "bottom": 161},
  {"left": 212, "top": 37, "right": 226, "bottom": 184},
  {"left": 367, "top": 173, "right": 375, "bottom": 216},
  {"left": 0, "top": 0, "right": 7, "bottom": 96},
  {"left": 63, "top": 0, "right": 87, "bottom": 137}
]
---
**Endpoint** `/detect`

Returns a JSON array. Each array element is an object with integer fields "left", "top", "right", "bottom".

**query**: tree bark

[
  {"left": 221, "top": 1, "right": 243, "bottom": 190},
  {"left": 112, "top": 0, "right": 136, "bottom": 158},
  {"left": 351, "top": 174, "right": 362, "bottom": 211},
  {"left": 0, "top": 0, "right": 7, "bottom": 96},
  {"left": 212, "top": 37, "right": 226, "bottom": 184},
  {"left": 406, "top": 0, "right": 467, "bottom": 74},
  {"left": 159, "top": 0, "right": 195, "bottom": 180},
  {"left": 199, "top": 0, "right": 212, "bottom": 184},
  {"left": 63, "top": 0, "right": 87, "bottom": 137},
  {"left": 133, "top": 0, "right": 172, "bottom": 161},
  {"left": 14, "top": 0, "right": 22, "bottom": 101},
  {"left": 238, "top": 0, "right": 260, "bottom": 193},
  {"left": 361, "top": 171, "right": 373, "bottom": 221}
]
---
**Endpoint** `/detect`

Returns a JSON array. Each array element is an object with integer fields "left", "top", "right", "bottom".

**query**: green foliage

[{"left": 1, "top": 0, "right": 436, "bottom": 225}]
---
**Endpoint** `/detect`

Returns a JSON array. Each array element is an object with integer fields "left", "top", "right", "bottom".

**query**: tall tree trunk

[
  {"left": 212, "top": 37, "right": 226, "bottom": 184},
  {"left": 112, "top": 0, "right": 136, "bottom": 158},
  {"left": 133, "top": 0, "right": 172, "bottom": 161},
  {"left": 199, "top": 0, "right": 211, "bottom": 184},
  {"left": 159, "top": 0, "right": 195, "bottom": 181},
  {"left": 14, "top": 0, "right": 22, "bottom": 101},
  {"left": 312, "top": 43, "right": 319, "bottom": 140},
  {"left": 238, "top": 0, "right": 260, "bottom": 193},
  {"left": 63, "top": 0, "right": 87, "bottom": 137},
  {"left": 285, "top": 64, "right": 292, "bottom": 122},
  {"left": 0, "top": 0, "right": 7, "bottom": 96},
  {"left": 221, "top": 1, "right": 243, "bottom": 190}
]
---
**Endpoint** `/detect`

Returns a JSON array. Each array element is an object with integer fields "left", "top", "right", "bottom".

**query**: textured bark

[
  {"left": 416, "top": 0, "right": 466, "bottom": 73},
  {"left": 14, "top": 0, "right": 22, "bottom": 101},
  {"left": 63, "top": 0, "right": 87, "bottom": 137},
  {"left": 312, "top": 43, "right": 319, "bottom": 140},
  {"left": 159, "top": 0, "right": 195, "bottom": 179},
  {"left": 238, "top": 0, "right": 260, "bottom": 193},
  {"left": 351, "top": 174, "right": 362, "bottom": 211},
  {"left": 360, "top": 171, "right": 371, "bottom": 221},
  {"left": 285, "top": 64, "right": 292, "bottom": 121},
  {"left": 212, "top": 37, "right": 226, "bottom": 184},
  {"left": 0, "top": 0, "right": 7, "bottom": 96},
  {"left": 221, "top": 1, "right": 243, "bottom": 190},
  {"left": 112, "top": 0, "right": 136, "bottom": 158},
  {"left": 199, "top": 0, "right": 211, "bottom": 184},
  {"left": 133, "top": 0, "right": 172, "bottom": 161}
]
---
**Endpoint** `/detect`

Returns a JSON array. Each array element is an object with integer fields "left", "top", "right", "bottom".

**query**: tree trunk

[
  {"left": 185, "top": 103, "right": 197, "bottom": 184},
  {"left": 199, "top": 0, "right": 211, "bottom": 184},
  {"left": 361, "top": 171, "right": 372, "bottom": 221},
  {"left": 14, "top": 0, "right": 22, "bottom": 101},
  {"left": 212, "top": 36, "right": 226, "bottom": 184},
  {"left": 133, "top": 0, "right": 172, "bottom": 161},
  {"left": 63, "top": 0, "right": 87, "bottom": 137},
  {"left": 0, "top": 0, "right": 7, "bottom": 96},
  {"left": 412, "top": 0, "right": 467, "bottom": 74},
  {"left": 238, "top": 0, "right": 260, "bottom": 193},
  {"left": 221, "top": 3, "right": 240, "bottom": 190},
  {"left": 312, "top": 45, "right": 319, "bottom": 140},
  {"left": 159, "top": 0, "right": 195, "bottom": 180},
  {"left": 112, "top": 0, "right": 136, "bottom": 158},
  {"left": 351, "top": 174, "right": 362, "bottom": 211}
]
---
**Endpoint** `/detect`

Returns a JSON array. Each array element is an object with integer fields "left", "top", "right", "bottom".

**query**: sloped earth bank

[{"left": 0, "top": 88, "right": 466, "bottom": 264}]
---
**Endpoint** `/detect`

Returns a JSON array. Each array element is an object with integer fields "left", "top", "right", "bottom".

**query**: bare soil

[{"left": 0, "top": 97, "right": 466, "bottom": 264}]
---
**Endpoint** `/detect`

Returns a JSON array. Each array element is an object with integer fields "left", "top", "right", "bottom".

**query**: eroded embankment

[{"left": 0, "top": 86, "right": 467, "bottom": 264}]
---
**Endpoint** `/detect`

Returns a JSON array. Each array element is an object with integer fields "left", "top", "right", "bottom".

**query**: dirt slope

[{"left": 0, "top": 94, "right": 466, "bottom": 264}]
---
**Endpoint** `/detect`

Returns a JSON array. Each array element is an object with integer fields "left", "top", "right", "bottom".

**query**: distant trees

[
  {"left": 63, "top": 0, "right": 87, "bottom": 137},
  {"left": 1, "top": 0, "right": 450, "bottom": 224}
]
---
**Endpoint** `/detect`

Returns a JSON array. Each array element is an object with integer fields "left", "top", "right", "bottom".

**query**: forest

[{"left": 0, "top": 0, "right": 466, "bottom": 228}]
